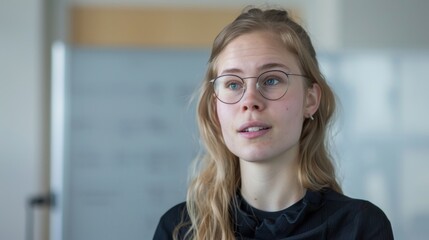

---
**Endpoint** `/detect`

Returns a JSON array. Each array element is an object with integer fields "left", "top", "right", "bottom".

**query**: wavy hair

[{"left": 174, "top": 7, "right": 342, "bottom": 240}]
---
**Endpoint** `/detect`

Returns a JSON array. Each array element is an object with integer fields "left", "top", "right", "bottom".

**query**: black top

[{"left": 153, "top": 188, "right": 394, "bottom": 239}]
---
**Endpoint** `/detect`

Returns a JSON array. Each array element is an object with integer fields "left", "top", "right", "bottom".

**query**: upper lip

[{"left": 238, "top": 121, "right": 272, "bottom": 132}]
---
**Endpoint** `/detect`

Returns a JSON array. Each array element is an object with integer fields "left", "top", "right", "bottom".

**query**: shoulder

[
  {"left": 160, "top": 202, "right": 188, "bottom": 223},
  {"left": 322, "top": 189, "right": 389, "bottom": 220},
  {"left": 321, "top": 189, "right": 394, "bottom": 239},
  {"left": 153, "top": 202, "right": 188, "bottom": 240}
]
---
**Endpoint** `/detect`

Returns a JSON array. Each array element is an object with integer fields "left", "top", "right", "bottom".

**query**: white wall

[
  {"left": 0, "top": 0, "right": 48, "bottom": 240},
  {"left": 342, "top": 0, "right": 429, "bottom": 49}
]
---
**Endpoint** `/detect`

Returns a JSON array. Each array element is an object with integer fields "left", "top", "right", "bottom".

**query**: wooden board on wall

[{"left": 71, "top": 6, "right": 240, "bottom": 48}]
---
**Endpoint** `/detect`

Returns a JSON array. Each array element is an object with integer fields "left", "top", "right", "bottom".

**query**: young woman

[{"left": 154, "top": 7, "right": 393, "bottom": 240}]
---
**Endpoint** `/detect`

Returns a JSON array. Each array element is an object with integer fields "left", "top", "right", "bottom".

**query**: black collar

[{"left": 231, "top": 189, "right": 326, "bottom": 239}]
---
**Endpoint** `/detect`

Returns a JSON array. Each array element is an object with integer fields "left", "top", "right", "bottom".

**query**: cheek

[
  {"left": 279, "top": 98, "right": 305, "bottom": 121},
  {"left": 216, "top": 102, "right": 231, "bottom": 129},
  {"left": 216, "top": 103, "right": 236, "bottom": 146}
]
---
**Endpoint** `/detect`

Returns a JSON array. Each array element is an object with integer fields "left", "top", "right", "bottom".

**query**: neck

[{"left": 239, "top": 156, "right": 305, "bottom": 212}]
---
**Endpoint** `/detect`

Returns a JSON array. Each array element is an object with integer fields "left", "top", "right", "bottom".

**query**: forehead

[{"left": 214, "top": 31, "right": 301, "bottom": 75}]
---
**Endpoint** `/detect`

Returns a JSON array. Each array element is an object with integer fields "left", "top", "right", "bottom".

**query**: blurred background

[{"left": 1, "top": 0, "right": 429, "bottom": 239}]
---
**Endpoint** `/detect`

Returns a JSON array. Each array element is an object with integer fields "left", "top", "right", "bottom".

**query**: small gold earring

[{"left": 309, "top": 115, "right": 314, "bottom": 121}]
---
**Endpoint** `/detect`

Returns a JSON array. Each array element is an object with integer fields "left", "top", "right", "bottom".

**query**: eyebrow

[{"left": 219, "top": 63, "right": 291, "bottom": 75}]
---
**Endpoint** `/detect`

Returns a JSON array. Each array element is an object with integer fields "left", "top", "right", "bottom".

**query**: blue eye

[
  {"left": 264, "top": 78, "right": 279, "bottom": 86},
  {"left": 227, "top": 81, "right": 244, "bottom": 91},
  {"left": 228, "top": 82, "right": 239, "bottom": 90},
  {"left": 223, "top": 78, "right": 243, "bottom": 91}
]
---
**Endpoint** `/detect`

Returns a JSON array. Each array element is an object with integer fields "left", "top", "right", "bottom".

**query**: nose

[{"left": 240, "top": 80, "right": 266, "bottom": 111}]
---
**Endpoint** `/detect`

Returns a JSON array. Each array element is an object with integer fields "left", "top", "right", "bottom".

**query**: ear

[{"left": 304, "top": 83, "right": 321, "bottom": 118}]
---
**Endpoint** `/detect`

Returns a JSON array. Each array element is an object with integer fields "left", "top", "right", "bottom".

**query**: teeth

[{"left": 244, "top": 127, "right": 265, "bottom": 132}]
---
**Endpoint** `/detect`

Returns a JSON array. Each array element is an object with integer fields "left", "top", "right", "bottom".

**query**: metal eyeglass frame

[{"left": 210, "top": 70, "right": 308, "bottom": 104}]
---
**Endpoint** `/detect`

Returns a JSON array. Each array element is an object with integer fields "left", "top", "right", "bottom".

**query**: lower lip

[{"left": 239, "top": 128, "right": 270, "bottom": 139}]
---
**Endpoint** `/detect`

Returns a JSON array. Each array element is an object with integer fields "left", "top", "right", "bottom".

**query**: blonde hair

[{"left": 174, "top": 7, "right": 341, "bottom": 240}]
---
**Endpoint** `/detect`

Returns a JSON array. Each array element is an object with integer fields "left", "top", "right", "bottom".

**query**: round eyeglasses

[{"left": 210, "top": 70, "right": 307, "bottom": 104}]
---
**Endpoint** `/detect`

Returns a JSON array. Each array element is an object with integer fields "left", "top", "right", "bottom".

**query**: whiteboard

[{"left": 52, "top": 47, "right": 209, "bottom": 240}]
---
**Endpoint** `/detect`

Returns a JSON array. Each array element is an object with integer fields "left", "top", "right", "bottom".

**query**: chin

[{"left": 236, "top": 152, "right": 273, "bottom": 163}]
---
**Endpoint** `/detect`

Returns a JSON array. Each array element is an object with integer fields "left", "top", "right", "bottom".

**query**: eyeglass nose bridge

[
  {"left": 239, "top": 76, "right": 261, "bottom": 100},
  {"left": 241, "top": 76, "right": 259, "bottom": 90}
]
